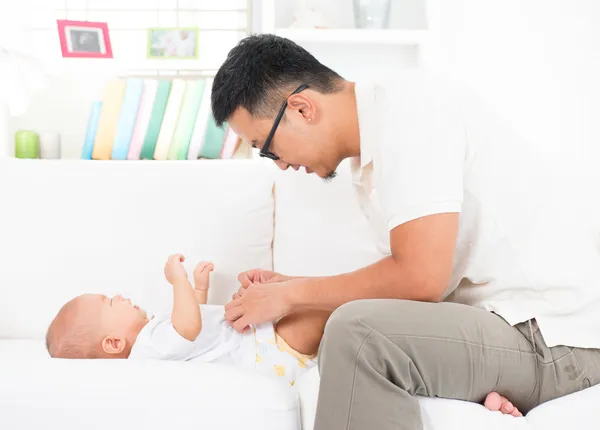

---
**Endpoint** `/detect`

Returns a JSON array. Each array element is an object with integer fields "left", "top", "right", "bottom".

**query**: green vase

[{"left": 15, "top": 130, "right": 40, "bottom": 159}]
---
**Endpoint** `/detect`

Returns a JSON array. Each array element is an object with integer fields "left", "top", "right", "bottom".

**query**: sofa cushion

[
  {"left": 0, "top": 158, "right": 274, "bottom": 339},
  {"left": 296, "top": 367, "right": 600, "bottom": 430},
  {"left": 272, "top": 160, "right": 386, "bottom": 277},
  {"left": 0, "top": 340, "right": 300, "bottom": 430}
]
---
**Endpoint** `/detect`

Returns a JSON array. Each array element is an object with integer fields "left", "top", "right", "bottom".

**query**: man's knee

[
  {"left": 324, "top": 300, "right": 383, "bottom": 336},
  {"left": 321, "top": 300, "right": 407, "bottom": 350}
]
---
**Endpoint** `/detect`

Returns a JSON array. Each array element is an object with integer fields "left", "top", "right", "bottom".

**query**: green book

[
  {"left": 199, "top": 115, "right": 227, "bottom": 159},
  {"left": 140, "top": 79, "right": 172, "bottom": 160},
  {"left": 167, "top": 79, "right": 206, "bottom": 160}
]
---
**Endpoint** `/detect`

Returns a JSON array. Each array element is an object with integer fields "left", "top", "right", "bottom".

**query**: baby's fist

[
  {"left": 194, "top": 261, "right": 214, "bottom": 291},
  {"left": 165, "top": 254, "right": 188, "bottom": 284}
]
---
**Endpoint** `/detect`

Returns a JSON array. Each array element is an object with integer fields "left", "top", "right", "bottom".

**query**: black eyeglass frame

[{"left": 259, "top": 84, "right": 310, "bottom": 160}]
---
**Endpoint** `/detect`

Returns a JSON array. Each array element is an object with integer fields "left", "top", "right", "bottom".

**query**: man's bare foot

[{"left": 484, "top": 392, "right": 523, "bottom": 417}]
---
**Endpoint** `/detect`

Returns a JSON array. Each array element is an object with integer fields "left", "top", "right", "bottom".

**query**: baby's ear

[{"left": 101, "top": 336, "right": 127, "bottom": 355}]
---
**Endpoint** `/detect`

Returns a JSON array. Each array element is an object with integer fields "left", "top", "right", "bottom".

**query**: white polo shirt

[{"left": 353, "top": 69, "right": 600, "bottom": 349}]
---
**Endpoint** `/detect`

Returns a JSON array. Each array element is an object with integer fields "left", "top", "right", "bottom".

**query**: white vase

[
  {"left": 353, "top": 0, "right": 392, "bottom": 29},
  {"left": 39, "top": 131, "right": 61, "bottom": 159}
]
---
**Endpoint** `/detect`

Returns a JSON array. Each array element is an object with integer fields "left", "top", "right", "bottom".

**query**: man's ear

[{"left": 101, "top": 336, "right": 127, "bottom": 355}]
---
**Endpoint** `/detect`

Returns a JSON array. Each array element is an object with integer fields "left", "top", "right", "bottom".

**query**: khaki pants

[{"left": 314, "top": 300, "right": 600, "bottom": 430}]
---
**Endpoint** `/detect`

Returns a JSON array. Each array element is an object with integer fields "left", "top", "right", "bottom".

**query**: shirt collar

[{"left": 354, "top": 81, "right": 376, "bottom": 169}]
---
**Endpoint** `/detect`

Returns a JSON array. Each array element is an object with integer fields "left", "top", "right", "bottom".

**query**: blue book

[
  {"left": 111, "top": 78, "right": 144, "bottom": 160},
  {"left": 81, "top": 101, "right": 102, "bottom": 160}
]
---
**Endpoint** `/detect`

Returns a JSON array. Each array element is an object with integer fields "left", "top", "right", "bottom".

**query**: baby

[{"left": 46, "top": 254, "right": 330, "bottom": 386}]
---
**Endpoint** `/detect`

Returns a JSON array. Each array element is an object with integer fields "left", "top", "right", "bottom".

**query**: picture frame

[
  {"left": 147, "top": 27, "right": 200, "bottom": 60},
  {"left": 56, "top": 20, "right": 113, "bottom": 59}
]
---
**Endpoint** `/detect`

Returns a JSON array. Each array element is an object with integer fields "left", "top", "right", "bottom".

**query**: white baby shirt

[{"left": 129, "top": 304, "right": 256, "bottom": 369}]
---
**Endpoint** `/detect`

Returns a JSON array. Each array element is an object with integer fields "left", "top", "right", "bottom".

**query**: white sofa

[{"left": 1, "top": 157, "right": 599, "bottom": 430}]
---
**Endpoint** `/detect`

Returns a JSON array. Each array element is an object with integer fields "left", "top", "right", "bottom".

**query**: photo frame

[
  {"left": 147, "top": 27, "right": 199, "bottom": 60},
  {"left": 57, "top": 20, "right": 113, "bottom": 59}
]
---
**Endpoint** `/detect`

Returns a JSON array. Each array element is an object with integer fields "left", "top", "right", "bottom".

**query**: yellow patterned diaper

[{"left": 253, "top": 323, "right": 318, "bottom": 386}]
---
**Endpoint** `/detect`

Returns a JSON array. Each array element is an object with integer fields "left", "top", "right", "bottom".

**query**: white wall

[{"left": 426, "top": 0, "right": 600, "bottom": 169}]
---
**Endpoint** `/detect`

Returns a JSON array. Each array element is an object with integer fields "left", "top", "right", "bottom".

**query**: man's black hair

[{"left": 211, "top": 34, "right": 343, "bottom": 127}]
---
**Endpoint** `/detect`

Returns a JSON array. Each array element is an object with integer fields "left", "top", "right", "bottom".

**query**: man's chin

[{"left": 323, "top": 170, "right": 337, "bottom": 182}]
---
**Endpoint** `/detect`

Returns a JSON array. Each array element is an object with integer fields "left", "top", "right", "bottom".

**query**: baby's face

[{"left": 79, "top": 294, "right": 149, "bottom": 337}]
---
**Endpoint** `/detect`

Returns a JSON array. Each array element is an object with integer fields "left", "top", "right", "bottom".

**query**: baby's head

[{"left": 46, "top": 294, "right": 149, "bottom": 359}]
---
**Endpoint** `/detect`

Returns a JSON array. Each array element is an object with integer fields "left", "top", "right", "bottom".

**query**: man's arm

[{"left": 290, "top": 213, "right": 459, "bottom": 311}]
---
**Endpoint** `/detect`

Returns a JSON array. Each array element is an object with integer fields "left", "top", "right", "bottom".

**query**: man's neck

[{"left": 329, "top": 81, "right": 361, "bottom": 161}]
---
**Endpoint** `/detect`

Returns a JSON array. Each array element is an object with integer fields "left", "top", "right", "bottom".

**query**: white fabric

[
  {"left": 297, "top": 367, "right": 600, "bottom": 430},
  {"left": 273, "top": 161, "right": 386, "bottom": 277},
  {"left": 0, "top": 340, "right": 301, "bottom": 430},
  {"left": 352, "top": 70, "right": 600, "bottom": 348},
  {"left": 130, "top": 305, "right": 256, "bottom": 371},
  {"left": 0, "top": 159, "right": 275, "bottom": 339}
]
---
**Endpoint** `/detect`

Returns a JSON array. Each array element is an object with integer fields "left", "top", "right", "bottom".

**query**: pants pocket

[{"left": 538, "top": 349, "right": 591, "bottom": 404}]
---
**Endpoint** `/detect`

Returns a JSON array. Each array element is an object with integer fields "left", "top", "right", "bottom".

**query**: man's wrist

[{"left": 286, "top": 278, "right": 319, "bottom": 311}]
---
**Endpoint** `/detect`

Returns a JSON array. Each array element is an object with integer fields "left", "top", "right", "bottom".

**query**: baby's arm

[
  {"left": 193, "top": 261, "right": 214, "bottom": 305},
  {"left": 164, "top": 254, "right": 202, "bottom": 341}
]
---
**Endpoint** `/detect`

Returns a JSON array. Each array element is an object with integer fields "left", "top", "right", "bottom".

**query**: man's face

[{"left": 227, "top": 105, "right": 338, "bottom": 180}]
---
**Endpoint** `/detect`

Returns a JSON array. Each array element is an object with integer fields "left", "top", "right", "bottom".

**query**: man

[{"left": 211, "top": 34, "right": 600, "bottom": 430}]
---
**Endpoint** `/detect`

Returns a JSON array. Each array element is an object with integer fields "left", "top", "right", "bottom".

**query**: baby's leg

[{"left": 275, "top": 310, "right": 331, "bottom": 355}]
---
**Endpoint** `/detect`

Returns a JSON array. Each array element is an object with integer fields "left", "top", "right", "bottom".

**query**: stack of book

[{"left": 81, "top": 77, "right": 249, "bottom": 160}]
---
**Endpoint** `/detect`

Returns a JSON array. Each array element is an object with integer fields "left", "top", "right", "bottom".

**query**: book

[
  {"left": 92, "top": 79, "right": 127, "bottom": 160},
  {"left": 199, "top": 115, "right": 227, "bottom": 159},
  {"left": 187, "top": 78, "right": 213, "bottom": 160},
  {"left": 81, "top": 101, "right": 102, "bottom": 159},
  {"left": 153, "top": 78, "right": 186, "bottom": 160},
  {"left": 232, "top": 140, "right": 252, "bottom": 159},
  {"left": 140, "top": 79, "right": 172, "bottom": 160},
  {"left": 111, "top": 78, "right": 144, "bottom": 160},
  {"left": 167, "top": 79, "right": 206, "bottom": 160},
  {"left": 220, "top": 126, "right": 241, "bottom": 159},
  {"left": 127, "top": 79, "right": 159, "bottom": 160}
]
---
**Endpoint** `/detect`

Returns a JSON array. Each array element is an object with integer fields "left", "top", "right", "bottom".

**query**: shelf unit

[
  {"left": 259, "top": 0, "right": 429, "bottom": 81},
  {"left": 274, "top": 28, "right": 427, "bottom": 46},
  {"left": 2, "top": 0, "right": 254, "bottom": 160}
]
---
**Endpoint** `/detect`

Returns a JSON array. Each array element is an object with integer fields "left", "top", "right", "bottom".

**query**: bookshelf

[{"left": 2, "top": 0, "right": 255, "bottom": 160}]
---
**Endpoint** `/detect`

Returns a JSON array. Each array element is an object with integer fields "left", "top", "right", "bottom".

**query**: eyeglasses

[{"left": 259, "top": 84, "right": 310, "bottom": 161}]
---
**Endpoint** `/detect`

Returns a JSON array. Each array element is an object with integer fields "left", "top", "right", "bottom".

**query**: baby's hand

[
  {"left": 194, "top": 261, "right": 214, "bottom": 291},
  {"left": 165, "top": 254, "right": 188, "bottom": 285}
]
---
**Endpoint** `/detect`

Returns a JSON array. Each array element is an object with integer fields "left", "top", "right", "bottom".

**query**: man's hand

[
  {"left": 165, "top": 254, "right": 188, "bottom": 285},
  {"left": 233, "top": 269, "right": 288, "bottom": 300},
  {"left": 225, "top": 278, "right": 298, "bottom": 333}
]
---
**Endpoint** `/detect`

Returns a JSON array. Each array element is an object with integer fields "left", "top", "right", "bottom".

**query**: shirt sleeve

[
  {"left": 377, "top": 76, "right": 466, "bottom": 231},
  {"left": 130, "top": 316, "right": 196, "bottom": 361}
]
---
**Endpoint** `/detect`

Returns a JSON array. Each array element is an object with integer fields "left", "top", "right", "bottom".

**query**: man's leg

[
  {"left": 275, "top": 310, "right": 330, "bottom": 355},
  {"left": 313, "top": 299, "right": 595, "bottom": 430}
]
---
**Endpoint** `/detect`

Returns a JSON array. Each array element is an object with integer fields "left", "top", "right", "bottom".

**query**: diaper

[{"left": 253, "top": 323, "right": 318, "bottom": 386}]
